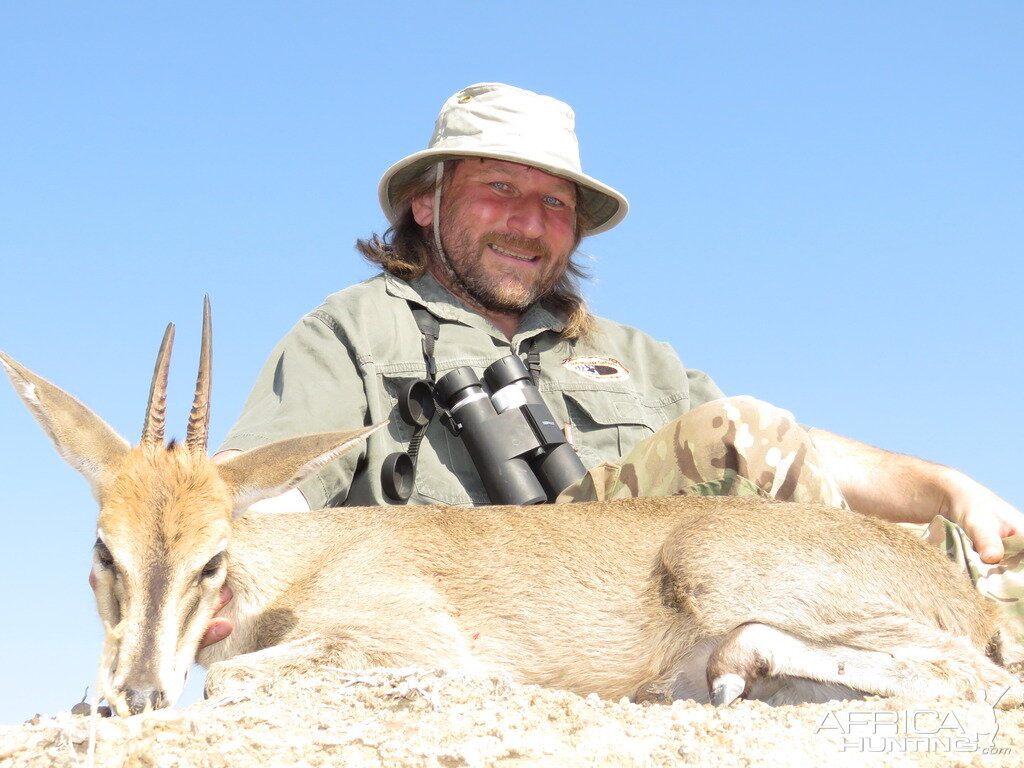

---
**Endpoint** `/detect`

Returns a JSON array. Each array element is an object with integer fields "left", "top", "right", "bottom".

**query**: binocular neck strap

[
  {"left": 526, "top": 345, "right": 541, "bottom": 385},
  {"left": 411, "top": 305, "right": 440, "bottom": 382},
  {"left": 409, "top": 302, "right": 542, "bottom": 385},
  {"left": 380, "top": 304, "right": 442, "bottom": 502}
]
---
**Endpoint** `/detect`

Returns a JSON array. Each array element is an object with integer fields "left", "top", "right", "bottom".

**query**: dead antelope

[{"left": 2, "top": 300, "right": 1020, "bottom": 716}]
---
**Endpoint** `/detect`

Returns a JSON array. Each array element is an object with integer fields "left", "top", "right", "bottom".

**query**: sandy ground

[{"left": 1, "top": 665, "right": 1021, "bottom": 768}]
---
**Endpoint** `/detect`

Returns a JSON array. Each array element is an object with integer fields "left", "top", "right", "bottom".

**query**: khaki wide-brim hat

[{"left": 378, "top": 83, "right": 629, "bottom": 236}]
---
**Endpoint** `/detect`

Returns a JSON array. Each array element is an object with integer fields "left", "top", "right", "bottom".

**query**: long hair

[{"left": 357, "top": 160, "right": 597, "bottom": 339}]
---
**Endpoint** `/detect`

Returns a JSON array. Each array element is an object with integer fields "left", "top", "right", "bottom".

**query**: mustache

[{"left": 481, "top": 231, "right": 551, "bottom": 260}]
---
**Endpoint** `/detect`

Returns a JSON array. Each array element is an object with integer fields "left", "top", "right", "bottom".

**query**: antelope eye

[
  {"left": 94, "top": 539, "right": 114, "bottom": 569},
  {"left": 200, "top": 552, "right": 224, "bottom": 580}
]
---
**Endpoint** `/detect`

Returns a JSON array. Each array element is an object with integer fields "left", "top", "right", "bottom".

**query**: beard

[{"left": 433, "top": 219, "right": 567, "bottom": 316}]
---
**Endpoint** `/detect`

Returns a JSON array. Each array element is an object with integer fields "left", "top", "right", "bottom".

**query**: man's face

[{"left": 413, "top": 158, "right": 579, "bottom": 315}]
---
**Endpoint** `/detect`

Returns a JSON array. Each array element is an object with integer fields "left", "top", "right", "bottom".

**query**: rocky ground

[{"left": 1, "top": 666, "right": 1021, "bottom": 768}]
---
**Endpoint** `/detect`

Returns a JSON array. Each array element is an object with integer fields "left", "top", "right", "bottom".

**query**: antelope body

[{"left": 2, "top": 302, "right": 1020, "bottom": 715}]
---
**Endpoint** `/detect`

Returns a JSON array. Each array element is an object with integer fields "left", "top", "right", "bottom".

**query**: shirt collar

[{"left": 383, "top": 271, "right": 566, "bottom": 342}]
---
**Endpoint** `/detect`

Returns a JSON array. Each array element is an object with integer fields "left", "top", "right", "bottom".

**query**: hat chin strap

[{"left": 432, "top": 161, "right": 448, "bottom": 262}]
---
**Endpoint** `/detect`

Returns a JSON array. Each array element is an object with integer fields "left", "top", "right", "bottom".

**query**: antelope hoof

[{"left": 710, "top": 673, "right": 747, "bottom": 706}]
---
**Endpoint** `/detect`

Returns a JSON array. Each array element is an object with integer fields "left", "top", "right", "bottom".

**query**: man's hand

[
  {"left": 200, "top": 586, "right": 234, "bottom": 648},
  {"left": 809, "top": 427, "right": 1024, "bottom": 563},
  {"left": 936, "top": 471, "right": 1024, "bottom": 564}
]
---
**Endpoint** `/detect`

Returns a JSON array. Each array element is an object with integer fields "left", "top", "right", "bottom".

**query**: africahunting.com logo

[{"left": 815, "top": 688, "right": 1012, "bottom": 756}]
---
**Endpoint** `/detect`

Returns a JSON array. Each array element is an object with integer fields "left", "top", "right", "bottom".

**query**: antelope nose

[{"left": 124, "top": 688, "right": 167, "bottom": 715}]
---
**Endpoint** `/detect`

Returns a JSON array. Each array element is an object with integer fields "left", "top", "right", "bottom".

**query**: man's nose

[{"left": 506, "top": 197, "right": 545, "bottom": 240}]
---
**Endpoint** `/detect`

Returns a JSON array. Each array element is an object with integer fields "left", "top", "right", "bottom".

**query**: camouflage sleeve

[{"left": 219, "top": 313, "right": 369, "bottom": 509}]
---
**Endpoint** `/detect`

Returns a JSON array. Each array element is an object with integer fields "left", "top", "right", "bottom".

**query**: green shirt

[{"left": 221, "top": 272, "right": 724, "bottom": 508}]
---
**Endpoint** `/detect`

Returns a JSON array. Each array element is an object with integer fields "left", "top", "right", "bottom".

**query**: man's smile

[{"left": 488, "top": 242, "right": 541, "bottom": 264}]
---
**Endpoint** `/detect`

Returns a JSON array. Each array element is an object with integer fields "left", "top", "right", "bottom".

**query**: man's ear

[
  {"left": 216, "top": 424, "right": 386, "bottom": 517},
  {"left": 411, "top": 189, "right": 435, "bottom": 227}
]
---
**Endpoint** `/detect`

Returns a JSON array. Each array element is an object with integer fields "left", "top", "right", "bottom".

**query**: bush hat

[{"left": 378, "top": 83, "right": 629, "bottom": 235}]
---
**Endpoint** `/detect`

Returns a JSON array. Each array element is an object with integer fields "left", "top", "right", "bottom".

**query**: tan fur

[
  {"left": 203, "top": 499, "right": 1012, "bottom": 704},
  {"left": 2, "top": 329, "right": 1020, "bottom": 716}
]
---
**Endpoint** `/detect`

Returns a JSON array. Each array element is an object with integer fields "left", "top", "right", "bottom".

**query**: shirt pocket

[{"left": 562, "top": 390, "right": 664, "bottom": 468}]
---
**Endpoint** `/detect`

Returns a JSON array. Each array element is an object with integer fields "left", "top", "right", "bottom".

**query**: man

[{"left": 206, "top": 83, "right": 1023, "bottom": 647}]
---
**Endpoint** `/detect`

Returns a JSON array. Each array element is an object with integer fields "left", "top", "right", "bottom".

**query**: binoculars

[
  {"left": 382, "top": 354, "right": 586, "bottom": 505},
  {"left": 434, "top": 355, "right": 587, "bottom": 505}
]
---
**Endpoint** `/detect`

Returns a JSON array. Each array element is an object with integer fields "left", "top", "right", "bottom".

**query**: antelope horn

[
  {"left": 185, "top": 295, "right": 212, "bottom": 453},
  {"left": 141, "top": 323, "right": 175, "bottom": 446}
]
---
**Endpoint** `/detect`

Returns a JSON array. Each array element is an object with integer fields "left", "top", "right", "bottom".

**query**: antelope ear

[
  {"left": 216, "top": 423, "right": 386, "bottom": 517},
  {"left": 1, "top": 352, "right": 131, "bottom": 501}
]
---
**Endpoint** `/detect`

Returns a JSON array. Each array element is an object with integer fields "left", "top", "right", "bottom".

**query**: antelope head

[{"left": 1, "top": 298, "right": 378, "bottom": 715}]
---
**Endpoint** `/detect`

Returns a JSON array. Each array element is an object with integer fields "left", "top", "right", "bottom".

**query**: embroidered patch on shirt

[{"left": 561, "top": 356, "right": 630, "bottom": 381}]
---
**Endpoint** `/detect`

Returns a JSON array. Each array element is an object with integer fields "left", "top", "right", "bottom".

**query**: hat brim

[{"left": 378, "top": 148, "right": 628, "bottom": 236}]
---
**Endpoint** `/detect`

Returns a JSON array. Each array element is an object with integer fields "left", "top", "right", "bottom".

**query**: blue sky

[{"left": 1, "top": 2, "right": 1021, "bottom": 722}]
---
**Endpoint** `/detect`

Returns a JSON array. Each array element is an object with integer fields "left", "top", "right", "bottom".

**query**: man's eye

[
  {"left": 489, "top": 181, "right": 511, "bottom": 192},
  {"left": 543, "top": 196, "right": 566, "bottom": 207}
]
